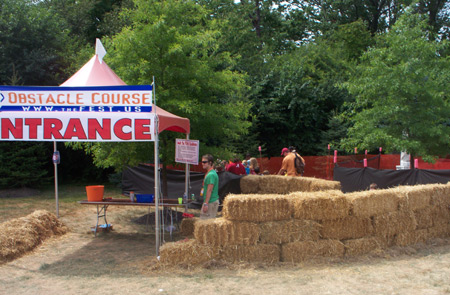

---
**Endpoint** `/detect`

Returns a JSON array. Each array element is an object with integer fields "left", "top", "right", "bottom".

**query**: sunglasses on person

[{"left": 201, "top": 160, "right": 209, "bottom": 163}]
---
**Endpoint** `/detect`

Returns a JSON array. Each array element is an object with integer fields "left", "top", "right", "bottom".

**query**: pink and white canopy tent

[
  {"left": 61, "top": 55, "right": 127, "bottom": 87},
  {"left": 61, "top": 47, "right": 190, "bottom": 134},
  {"left": 61, "top": 40, "right": 190, "bottom": 254}
]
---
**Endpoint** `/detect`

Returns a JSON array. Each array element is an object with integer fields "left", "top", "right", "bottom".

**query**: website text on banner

[{"left": 0, "top": 85, "right": 155, "bottom": 142}]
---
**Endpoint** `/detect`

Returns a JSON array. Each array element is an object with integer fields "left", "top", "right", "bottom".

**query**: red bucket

[{"left": 86, "top": 185, "right": 104, "bottom": 202}]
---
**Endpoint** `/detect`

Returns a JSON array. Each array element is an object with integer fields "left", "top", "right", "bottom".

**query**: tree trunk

[{"left": 253, "top": 0, "right": 262, "bottom": 39}]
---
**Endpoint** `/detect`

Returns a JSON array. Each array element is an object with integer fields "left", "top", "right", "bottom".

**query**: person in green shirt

[{"left": 200, "top": 154, "right": 219, "bottom": 219}]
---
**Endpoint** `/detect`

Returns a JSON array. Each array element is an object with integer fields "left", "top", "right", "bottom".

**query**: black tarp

[
  {"left": 122, "top": 164, "right": 242, "bottom": 206},
  {"left": 334, "top": 166, "right": 450, "bottom": 193}
]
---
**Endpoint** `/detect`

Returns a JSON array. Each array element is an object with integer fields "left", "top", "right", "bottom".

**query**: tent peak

[{"left": 95, "top": 38, "right": 107, "bottom": 64}]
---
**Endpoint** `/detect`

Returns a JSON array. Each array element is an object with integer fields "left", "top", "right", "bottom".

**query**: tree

[
  {"left": 71, "top": 0, "right": 251, "bottom": 194},
  {"left": 0, "top": 142, "right": 51, "bottom": 188},
  {"left": 0, "top": 0, "right": 76, "bottom": 188},
  {"left": 199, "top": 0, "right": 310, "bottom": 74},
  {"left": 0, "top": 0, "right": 70, "bottom": 86},
  {"left": 41, "top": 0, "right": 133, "bottom": 44},
  {"left": 246, "top": 20, "right": 370, "bottom": 156},
  {"left": 299, "top": 0, "right": 413, "bottom": 35},
  {"left": 414, "top": 0, "right": 449, "bottom": 37},
  {"left": 249, "top": 42, "right": 354, "bottom": 156},
  {"left": 343, "top": 11, "right": 450, "bottom": 162}
]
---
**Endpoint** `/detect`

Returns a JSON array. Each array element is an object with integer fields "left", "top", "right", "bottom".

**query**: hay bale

[
  {"left": 431, "top": 206, "right": 450, "bottom": 227},
  {"left": 222, "top": 194, "right": 292, "bottom": 222},
  {"left": 180, "top": 217, "right": 199, "bottom": 236},
  {"left": 430, "top": 183, "right": 450, "bottom": 208},
  {"left": 290, "top": 190, "right": 349, "bottom": 221},
  {"left": 394, "top": 230, "right": 429, "bottom": 247},
  {"left": 194, "top": 218, "right": 259, "bottom": 246},
  {"left": 373, "top": 211, "right": 417, "bottom": 238},
  {"left": 414, "top": 208, "right": 433, "bottom": 229},
  {"left": 397, "top": 185, "right": 432, "bottom": 211},
  {"left": 281, "top": 239, "right": 345, "bottom": 262},
  {"left": 348, "top": 189, "right": 399, "bottom": 218},
  {"left": 159, "top": 239, "right": 220, "bottom": 265},
  {"left": 371, "top": 235, "right": 395, "bottom": 249},
  {"left": 309, "top": 178, "right": 341, "bottom": 192},
  {"left": 220, "top": 244, "right": 280, "bottom": 264},
  {"left": 321, "top": 216, "right": 373, "bottom": 240},
  {"left": 427, "top": 225, "right": 450, "bottom": 239},
  {"left": 287, "top": 177, "right": 312, "bottom": 192},
  {"left": 259, "top": 219, "right": 321, "bottom": 244},
  {"left": 344, "top": 237, "right": 383, "bottom": 256},
  {"left": 240, "top": 175, "right": 261, "bottom": 194},
  {"left": 258, "top": 175, "right": 290, "bottom": 194},
  {"left": 0, "top": 210, "right": 67, "bottom": 263}
]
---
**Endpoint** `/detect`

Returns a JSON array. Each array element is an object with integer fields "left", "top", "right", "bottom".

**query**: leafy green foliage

[
  {"left": 0, "top": 142, "right": 51, "bottom": 188},
  {"left": 0, "top": 0, "right": 70, "bottom": 85},
  {"left": 2, "top": 0, "right": 449, "bottom": 186},
  {"left": 247, "top": 20, "right": 371, "bottom": 156},
  {"left": 343, "top": 12, "right": 450, "bottom": 161},
  {"left": 71, "top": 0, "right": 251, "bottom": 170},
  {"left": 249, "top": 45, "right": 351, "bottom": 156},
  {"left": 300, "top": 0, "right": 413, "bottom": 35},
  {"left": 42, "top": 0, "right": 132, "bottom": 44}
]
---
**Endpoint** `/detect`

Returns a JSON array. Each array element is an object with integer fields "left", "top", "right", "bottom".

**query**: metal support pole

[
  {"left": 153, "top": 78, "right": 161, "bottom": 256},
  {"left": 154, "top": 124, "right": 160, "bottom": 256},
  {"left": 184, "top": 134, "right": 190, "bottom": 212},
  {"left": 53, "top": 141, "right": 59, "bottom": 218}
]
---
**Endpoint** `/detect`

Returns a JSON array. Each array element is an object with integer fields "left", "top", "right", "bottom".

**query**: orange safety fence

[{"left": 167, "top": 154, "right": 450, "bottom": 180}]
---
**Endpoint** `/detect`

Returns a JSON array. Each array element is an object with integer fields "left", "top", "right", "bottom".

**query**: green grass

[{"left": 0, "top": 183, "right": 123, "bottom": 223}]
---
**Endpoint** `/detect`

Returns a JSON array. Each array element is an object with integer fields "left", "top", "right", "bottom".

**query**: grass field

[{"left": 1, "top": 184, "right": 450, "bottom": 295}]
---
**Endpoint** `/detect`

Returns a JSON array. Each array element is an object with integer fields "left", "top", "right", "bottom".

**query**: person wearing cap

[{"left": 278, "top": 146, "right": 304, "bottom": 176}]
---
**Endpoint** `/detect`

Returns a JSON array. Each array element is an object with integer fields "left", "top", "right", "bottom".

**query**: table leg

[
  {"left": 94, "top": 204, "right": 108, "bottom": 237},
  {"left": 103, "top": 205, "right": 108, "bottom": 225},
  {"left": 95, "top": 205, "right": 100, "bottom": 237},
  {"left": 146, "top": 206, "right": 151, "bottom": 232},
  {"left": 168, "top": 207, "right": 174, "bottom": 240}
]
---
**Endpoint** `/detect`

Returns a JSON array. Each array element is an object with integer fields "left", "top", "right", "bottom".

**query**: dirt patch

[
  {"left": 1, "top": 187, "right": 450, "bottom": 295},
  {"left": 1, "top": 231, "right": 450, "bottom": 295},
  {"left": 132, "top": 210, "right": 185, "bottom": 225}
]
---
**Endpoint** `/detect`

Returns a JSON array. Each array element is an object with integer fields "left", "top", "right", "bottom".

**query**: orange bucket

[{"left": 86, "top": 185, "right": 104, "bottom": 202}]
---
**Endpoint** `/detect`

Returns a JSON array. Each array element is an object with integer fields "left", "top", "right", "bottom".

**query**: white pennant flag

[{"left": 95, "top": 38, "right": 107, "bottom": 64}]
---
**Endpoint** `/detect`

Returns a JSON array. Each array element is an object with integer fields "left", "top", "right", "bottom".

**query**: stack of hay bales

[
  {"left": 179, "top": 217, "right": 199, "bottom": 236},
  {"left": 283, "top": 190, "right": 349, "bottom": 262},
  {"left": 162, "top": 181, "right": 450, "bottom": 266},
  {"left": 0, "top": 210, "right": 68, "bottom": 264},
  {"left": 240, "top": 175, "right": 341, "bottom": 194},
  {"left": 346, "top": 184, "right": 450, "bottom": 248}
]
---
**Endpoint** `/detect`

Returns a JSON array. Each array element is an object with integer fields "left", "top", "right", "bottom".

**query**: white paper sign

[{"left": 175, "top": 139, "right": 199, "bottom": 165}]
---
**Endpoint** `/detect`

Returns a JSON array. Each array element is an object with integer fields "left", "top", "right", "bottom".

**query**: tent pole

[
  {"left": 184, "top": 134, "right": 190, "bottom": 212},
  {"left": 154, "top": 117, "right": 160, "bottom": 256},
  {"left": 53, "top": 141, "right": 59, "bottom": 218},
  {"left": 153, "top": 78, "right": 161, "bottom": 256}
]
